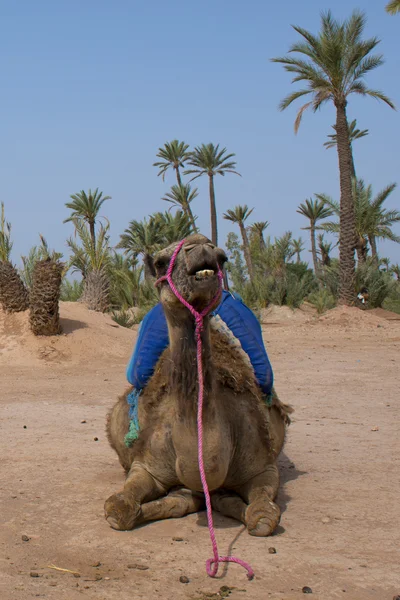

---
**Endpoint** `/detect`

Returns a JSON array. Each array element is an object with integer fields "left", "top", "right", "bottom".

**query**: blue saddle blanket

[{"left": 126, "top": 291, "right": 273, "bottom": 396}]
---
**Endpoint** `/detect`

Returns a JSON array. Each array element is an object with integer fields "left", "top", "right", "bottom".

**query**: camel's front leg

[
  {"left": 236, "top": 465, "right": 281, "bottom": 537},
  {"left": 139, "top": 488, "right": 205, "bottom": 523},
  {"left": 104, "top": 463, "right": 167, "bottom": 530}
]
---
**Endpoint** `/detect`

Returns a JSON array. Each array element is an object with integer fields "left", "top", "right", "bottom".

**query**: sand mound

[
  {"left": 259, "top": 303, "right": 399, "bottom": 329},
  {"left": 368, "top": 307, "right": 400, "bottom": 321},
  {"left": 260, "top": 304, "right": 316, "bottom": 325},
  {"left": 0, "top": 301, "right": 135, "bottom": 367},
  {"left": 318, "top": 305, "right": 388, "bottom": 328}
]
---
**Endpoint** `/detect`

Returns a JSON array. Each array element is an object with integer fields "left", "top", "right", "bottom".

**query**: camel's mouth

[
  {"left": 188, "top": 260, "right": 218, "bottom": 283},
  {"left": 194, "top": 269, "right": 215, "bottom": 281}
]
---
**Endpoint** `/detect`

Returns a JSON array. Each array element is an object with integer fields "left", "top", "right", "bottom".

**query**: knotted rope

[{"left": 155, "top": 239, "right": 254, "bottom": 580}]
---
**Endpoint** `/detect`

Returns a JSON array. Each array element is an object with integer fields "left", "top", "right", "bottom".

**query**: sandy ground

[{"left": 1, "top": 302, "right": 399, "bottom": 600}]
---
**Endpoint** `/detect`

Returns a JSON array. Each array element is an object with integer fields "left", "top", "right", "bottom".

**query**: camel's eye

[
  {"left": 154, "top": 256, "right": 169, "bottom": 270},
  {"left": 184, "top": 244, "right": 196, "bottom": 252}
]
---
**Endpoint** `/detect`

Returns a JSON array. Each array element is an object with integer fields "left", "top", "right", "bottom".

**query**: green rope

[{"left": 124, "top": 419, "right": 139, "bottom": 447}]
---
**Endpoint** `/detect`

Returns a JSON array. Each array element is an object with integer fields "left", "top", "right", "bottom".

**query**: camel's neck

[{"left": 165, "top": 312, "right": 214, "bottom": 420}]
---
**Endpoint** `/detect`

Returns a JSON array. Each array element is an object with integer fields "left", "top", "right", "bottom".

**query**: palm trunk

[
  {"left": 335, "top": 102, "right": 356, "bottom": 305},
  {"left": 310, "top": 224, "right": 319, "bottom": 276},
  {"left": 208, "top": 174, "right": 218, "bottom": 246},
  {"left": 369, "top": 235, "right": 378, "bottom": 259},
  {"left": 239, "top": 223, "right": 254, "bottom": 282},
  {"left": 356, "top": 237, "right": 367, "bottom": 264},
  {"left": 0, "top": 261, "right": 29, "bottom": 312},
  {"left": 29, "top": 259, "right": 64, "bottom": 333},
  {"left": 175, "top": 167, "right": 182, "bottom": 187},
  {"left": 296, "top": 251, "right": 301, "bottom": 264},
  {"left": 186, "top": 203, "right": 198, "bottom": 233},
  {"left": 350, "top": 152, "right": 356, "bottom": 180},
  {"left": 89, "top": 220, "right": 96, "bottom": 249}
]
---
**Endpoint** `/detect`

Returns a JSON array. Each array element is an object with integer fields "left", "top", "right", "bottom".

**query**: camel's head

[{"left": 150, "top": 234, "right": 227, "bottom": 315}]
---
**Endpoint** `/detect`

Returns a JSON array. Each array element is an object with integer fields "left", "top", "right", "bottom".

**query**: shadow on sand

[
  {"left": 60, "top": 318, "right": 88, "bottom": 335},
  {"left": 277, "top": 451, "right": 307, "bottom": 515}
]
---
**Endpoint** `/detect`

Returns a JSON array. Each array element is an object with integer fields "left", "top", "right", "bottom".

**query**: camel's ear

[
  {"left": 216, "top": 247, "right": 228, "bottom": 266},
  {"left": 143, "top": 253, "right": 156, "bottom": 278}
]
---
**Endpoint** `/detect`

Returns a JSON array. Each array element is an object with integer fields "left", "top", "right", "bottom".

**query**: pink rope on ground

[{"left": 155, "top": 239, "right": 254, "bottom": 581}]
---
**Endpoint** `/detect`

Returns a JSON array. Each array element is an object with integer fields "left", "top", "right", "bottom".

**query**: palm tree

[
  {"left": 153, "top": 210, "right": 193, "bottom": 245},
  {"left": 185, "top": 143, "right": 241, "bottom": 245},
  {"left": 250, "top": 221, "right": 269, "bottom": 250},
  {"left": 390, "top": 264, "right": 400, "bottom": 281},
  {"left": 153, "top": 140, "right": 190, "bottom": 186},
  {"left": 223, "top": 205, "right": 254, "bottom": 281},
  {"left": 66, "top": 219, "right": 112, "bottom": 311},
  {"left": 386, "top": 0, "right": 400, "bottom": 15},
  {"left": 272, "top": 10, "right": 395, "bottom": 304},
  {"left": 317, "top": 234, "right": 333, "bottom": 267},
  {"left": 379, "top": 257, "right": 391, "bottom": 271},
  {"left": 291, "top": 237, "right": 305, "bottom": 263},
  {"left": 117, "top": 216, "right": 165, "bottom": 280},
  {"left": 324, "top": 119, "right": 369, "bottom": 150},
  {"left": 269, "top": 232, "right": 295, "bottom": 275},
  {"left": 0, "top": 203, "right": 29, "bottom": 313},
  {"left": 324, "top": 119, "right": 368, "bottom": 177},
  {"left": 318, "top": 180, "right": 400, "bottom": 262},
  {"left": 64, "top": 188, "right": 111, "bottom": 248},
  {"left": 275, "top": 232, "right": 295, "bottom": 264},
  {"left": 297, "top": 198, "right": 334, "bottom": 275},
  {"left": 20, "top": 235, "right": 63, "bottom": 290},
  {"left": 162, "top": 184, "right": 198, "bottom": 231},
  {"left": 29, "top": 258, "right": 64, "bottom": 335},
  {"left": 0, "top": 261, "right": 29, "bottom": 313},
  {"left": 109, "top": 253, "right": 143, "bottom": 310},
  {"left": 0, "top": 202, "right": 13, "bottom": 262},
  {"left": 67, "top": 220, "right": 111, "bottom": 273}
]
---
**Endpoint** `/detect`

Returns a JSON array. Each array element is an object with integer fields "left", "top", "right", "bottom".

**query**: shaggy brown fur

[{"left": 105, "top": 234, "right": 292, "bottom": 536}]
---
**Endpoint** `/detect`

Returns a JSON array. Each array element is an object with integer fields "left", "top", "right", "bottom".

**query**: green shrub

[
  {"left": 356, "top": 259, "right": 395, "bottom": 308},
  {"left": 319, "top": 259, "right": 340, "bottom": 298},
  {"left": 111, "top": 310, "right": 136, "bottom": 328},
  {"left": 285, "top": 271, "right": 317, "bottom": 308},
  {"left": 382, "top": 283, "right": 400, "bottom": 314},
  {"left": 234, "top": 269, "right": 316, "bottom": 310},
  {"left": 308, "top": 289, "right": 336, "bottom": 314},
  {"left": 60, "top": 279, "right": 83, "bottom": 301}
]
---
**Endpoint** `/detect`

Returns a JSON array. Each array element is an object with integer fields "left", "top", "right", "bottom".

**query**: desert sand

[{"left": 0, "top": 301, "right": 399, "bottom": 600}]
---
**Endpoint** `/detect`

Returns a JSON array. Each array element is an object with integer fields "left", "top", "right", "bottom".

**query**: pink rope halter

[{"left": 155, "top": 239, "right": 254, "bottom": 580}]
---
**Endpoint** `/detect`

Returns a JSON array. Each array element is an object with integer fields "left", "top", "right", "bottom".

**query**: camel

[{"left": 105, "top": 233, "right": 291, "bottom": 537}]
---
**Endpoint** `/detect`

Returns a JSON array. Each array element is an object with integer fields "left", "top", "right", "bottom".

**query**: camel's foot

[
  {"left": 105, "top": 463, "right": 168, "bottom": 530},
  {"left": 104, "top": 493, "right": 141, "bottom": 531},
  {"left": 245, "top": 497, "right": 281, "bottom": 537},
  {"left": 234, "top": 466, "right": 281, "bottom": 536}
]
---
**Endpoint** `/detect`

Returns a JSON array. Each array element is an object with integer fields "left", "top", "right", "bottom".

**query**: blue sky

[{"left": 1, "top": 0, "right": 399, "bottom": 268}]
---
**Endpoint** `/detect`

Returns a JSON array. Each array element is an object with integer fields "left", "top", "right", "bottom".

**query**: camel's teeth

[{"left": 195, "top": 269, "right": 215, "bottom": 280}]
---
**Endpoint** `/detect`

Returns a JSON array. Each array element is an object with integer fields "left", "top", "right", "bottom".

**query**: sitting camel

[{"left": 105, "top": 234, "right": 291, "bottom": 537}]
